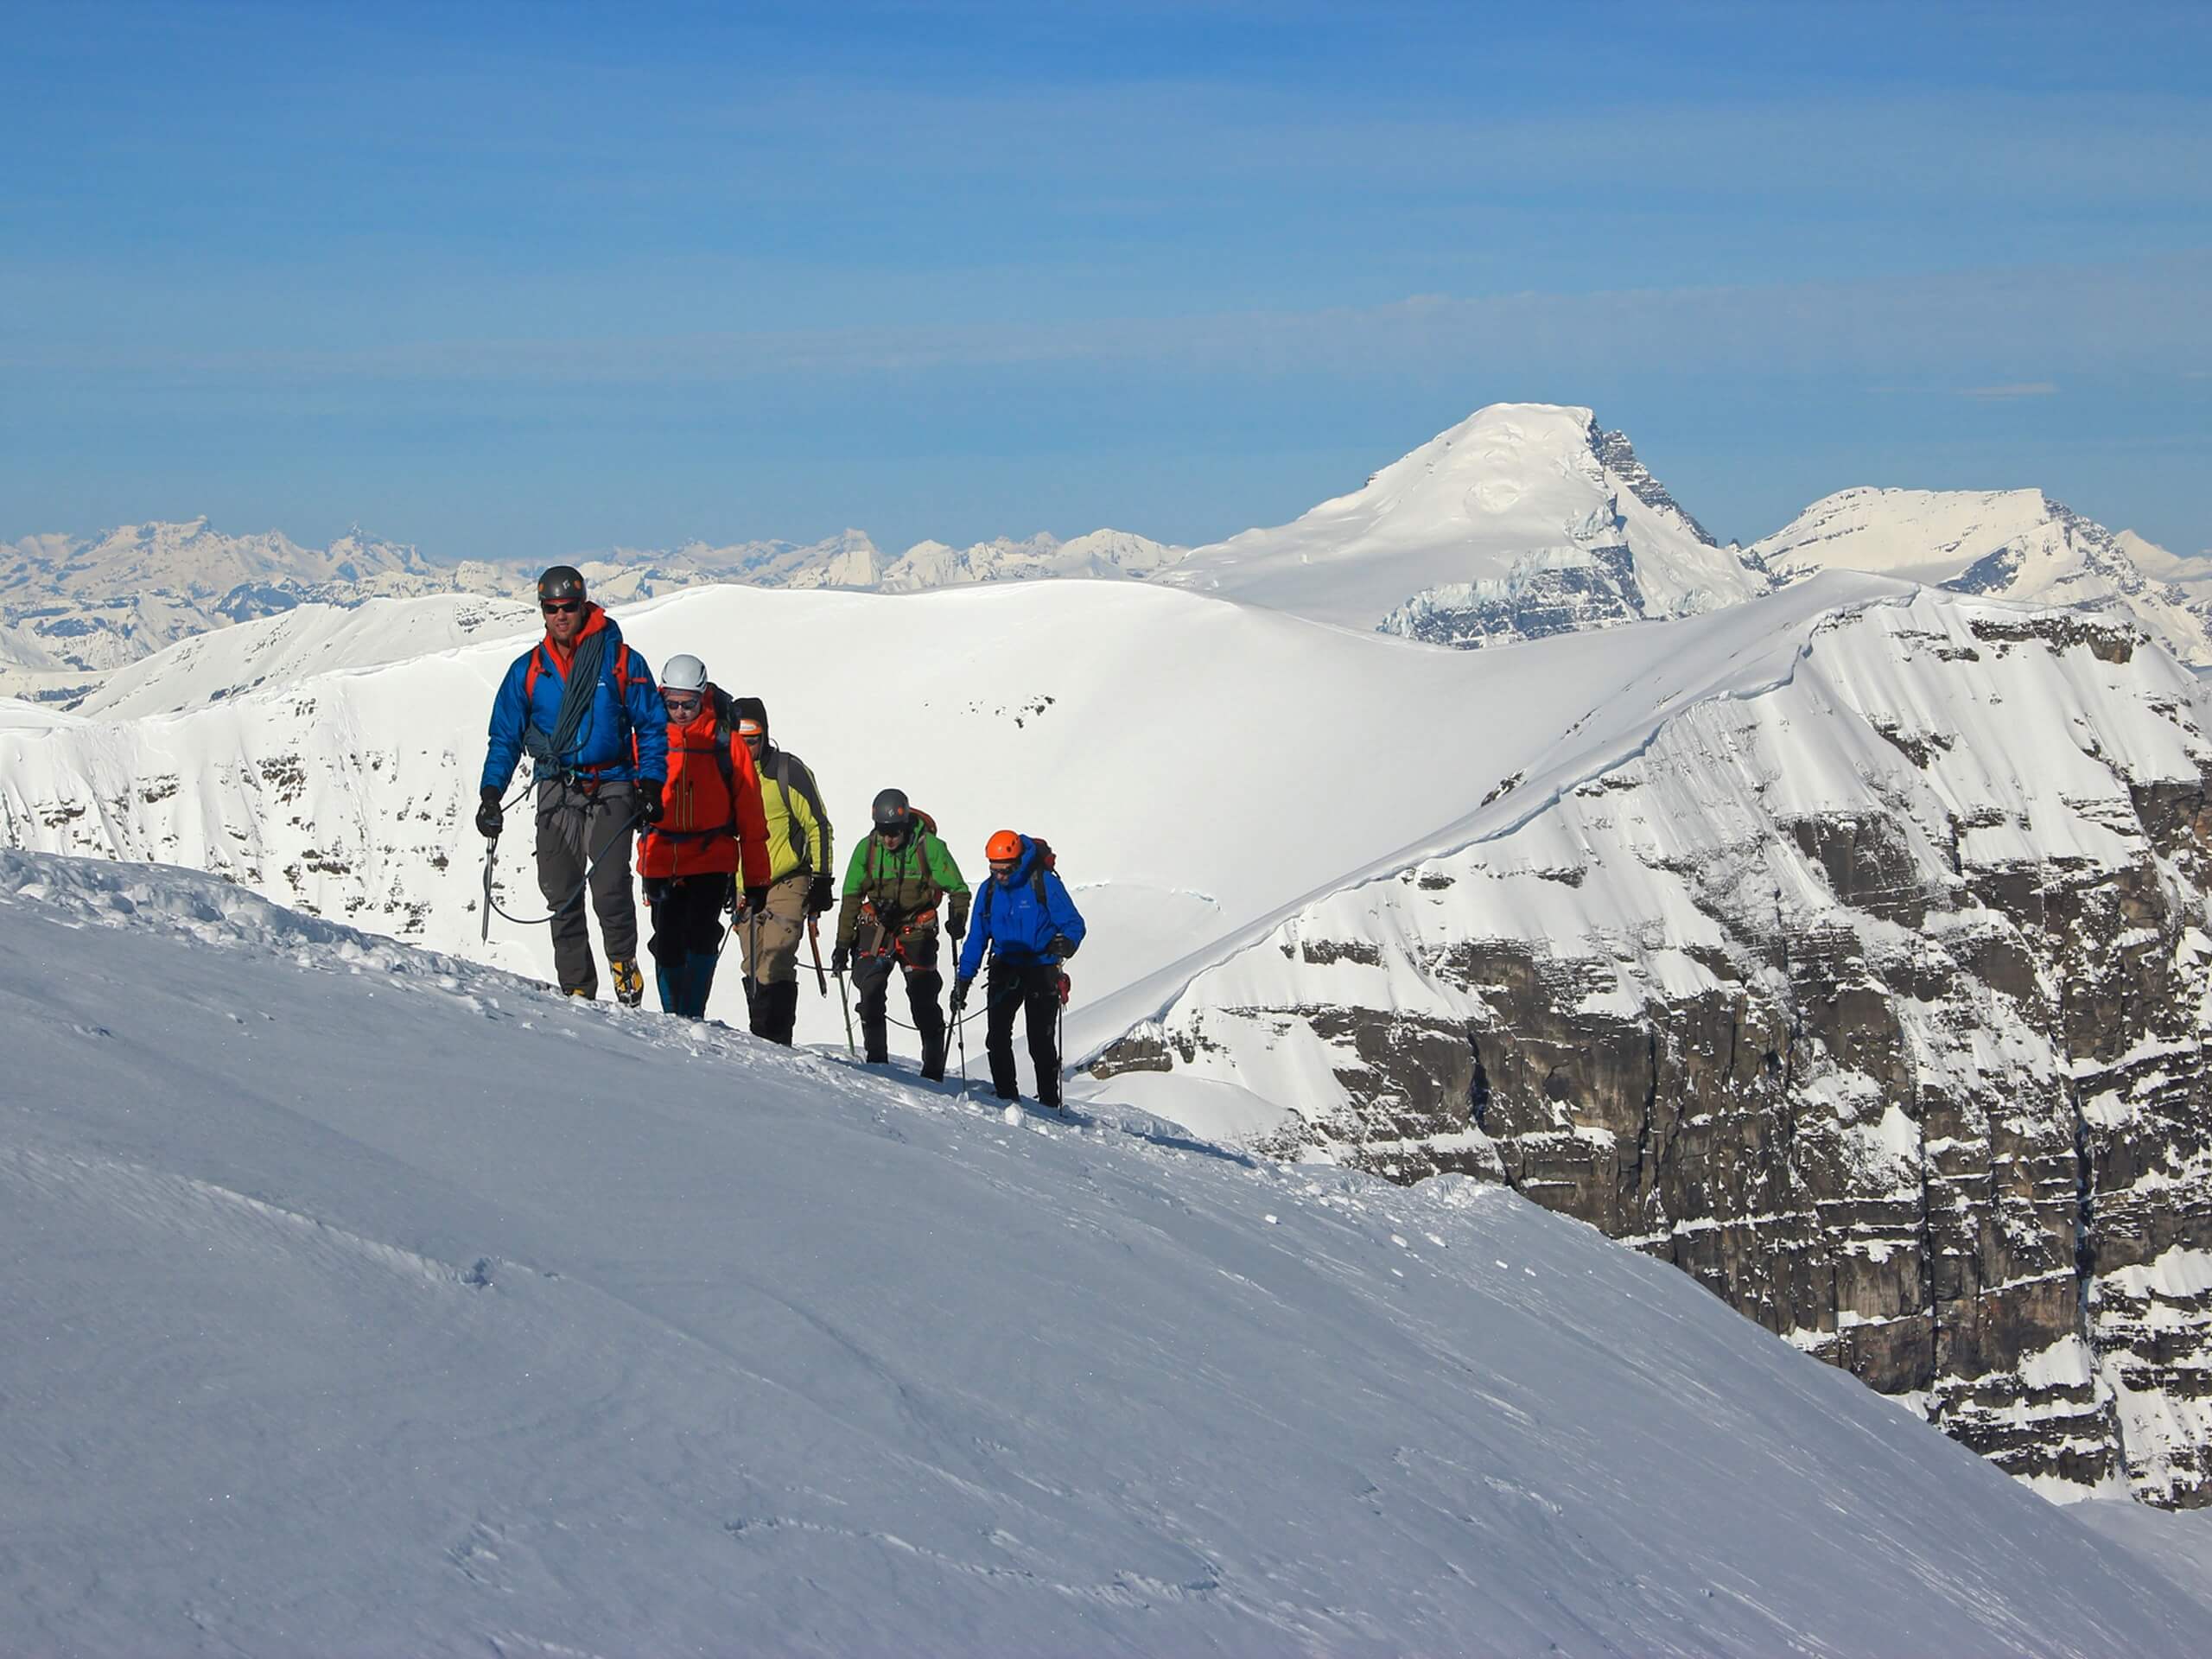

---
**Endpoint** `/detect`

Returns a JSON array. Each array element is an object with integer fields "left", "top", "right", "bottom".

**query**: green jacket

[{"left": 836, "top": 828, "right": 970, "bottom": 949}]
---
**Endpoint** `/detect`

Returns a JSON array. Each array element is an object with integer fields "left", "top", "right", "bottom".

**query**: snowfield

[{"left": 4, "top": 847, "right": 2207, "bottom": 1655}]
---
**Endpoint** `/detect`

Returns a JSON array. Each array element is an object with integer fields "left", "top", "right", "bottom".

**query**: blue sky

[{"left": 3, "top": 0, "right": 2208, "bottom": 558}]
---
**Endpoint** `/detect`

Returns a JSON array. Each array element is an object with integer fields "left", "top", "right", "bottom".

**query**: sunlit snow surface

[{"left": 3, "top": 850, "right": 2205, "bottom": 1654}]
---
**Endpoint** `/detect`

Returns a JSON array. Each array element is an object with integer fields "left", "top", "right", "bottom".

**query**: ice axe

[{"left": 480, "top": 831, "right": 498, "bottom": 943}]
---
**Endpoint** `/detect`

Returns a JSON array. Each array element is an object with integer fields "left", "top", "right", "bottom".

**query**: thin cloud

[{"left": 4, "top": 253, "right": 2204, "bottom": 390}]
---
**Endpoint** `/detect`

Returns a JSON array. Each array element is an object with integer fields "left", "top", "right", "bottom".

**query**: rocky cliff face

[{"left": 1095, "top": 592, "right": 2212, "bottom": 1507}]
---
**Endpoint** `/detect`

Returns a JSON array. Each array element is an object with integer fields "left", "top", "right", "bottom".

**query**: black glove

[
  {"left": 642, "top": 878, "right": 671, "bottom": 907},
  {"left": 476, "top": 786, "right": 504, "bottom": 838},
  {"left": 946, "top": 918, "right": 964, "bottom": 942},
  {"left": 950, "top": 977, "right": 970, "bottom": 1015},
  {"left": 806, "top": 874, "right": 834, "bottom": 916},
  {"left": 636, "top": 780, "right": 664, "bottom": 825},
  {"left": 743, "top": 885, "right": 770, "bottom": 916},
  {"left": 1047, "top": 933, "right": 1077, "bottom": 959},
  {"left": 830, "top": 944, "right": 850, "bottom": 975}
]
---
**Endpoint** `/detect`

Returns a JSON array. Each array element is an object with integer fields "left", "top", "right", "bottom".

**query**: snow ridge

[{"left": 4, "top": 846, "right": 2209, "bottom": 1653}]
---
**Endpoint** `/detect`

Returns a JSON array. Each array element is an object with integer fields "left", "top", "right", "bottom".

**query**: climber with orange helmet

[
  {"left": 635, "top": 653, "right": 772, "bottom": 1018},
  {"left": 953, "top": 830, "right": 1085, "bottom": 1109}
]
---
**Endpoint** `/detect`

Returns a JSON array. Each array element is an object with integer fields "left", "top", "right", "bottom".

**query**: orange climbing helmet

[{"left": 985, "top": 829, "right": 1023, "bottom": 864}]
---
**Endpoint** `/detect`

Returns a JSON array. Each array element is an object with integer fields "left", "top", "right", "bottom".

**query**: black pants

[
  {"left": 986, "top": 956, "right": 1062, "bottom": 1107},
  {"left": 536, "top": 778, "right": 638, "bottom": 998},
  {"left": 853, "top": 925, "right": 945, "bottom": 1078},
  {"left": 646, "top": 872, "right": 732, "bottom": 1018}
]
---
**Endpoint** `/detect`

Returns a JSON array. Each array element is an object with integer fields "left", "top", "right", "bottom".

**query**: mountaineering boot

[
  {"left": 859, "top": 1007, "right": 890, "bottom": 1065},
  {"left": 918, "top": 1031, "right": 946, "bottom": 1083},
  {"left": 754, "top": 980, "right": 800, "bottom": 1046},
  {"left": 565, "top": 987, "right": 592, "bottom": 998},
  {"left": 679, "top": 950, "right": 720, "bottom": 1020},
  {"left": 610, "top": 957, "right": 645, "bottom": 1008}
]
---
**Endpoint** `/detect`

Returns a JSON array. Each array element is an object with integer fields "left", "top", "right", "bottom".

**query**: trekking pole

[
  {"left": 956, "top": 1006, "right": 969, "bottom": 1099},
  {"left": 806, "top": 916, "right": 830, "bottom": 996},
  {"left": 480, "top": 833, "right": 498, "bottom": 943},
  {"left": 1054, "top": 969, "right": 1072, "bottom": 1116},
  {"left": 745, "top": 906, "right": 763, "bottom": 1003},
  {"left": 834, "top": 968, "right": 856, "bottom": 1056}
]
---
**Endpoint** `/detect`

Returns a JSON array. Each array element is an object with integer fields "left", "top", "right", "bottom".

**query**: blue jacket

[
  {"left": 957, "top": 836, "right": 1086, "bottom": 982},
  {"left": 480, "top": 607, "right": 669, "bottom": 792}
]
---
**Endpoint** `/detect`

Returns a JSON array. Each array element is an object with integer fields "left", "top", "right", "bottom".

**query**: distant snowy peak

[
  {"left": 1160, "top": 402, "right": 1769, "bottom": 645},
  {"left": 1, "top": 516, "right": 1180, "bottom": 703},
  {"left": 612, "top": 529, "right": 890, "bottom": 594},
  {"left": 37, "top": 516, "right": 433, "bottom": 598},
  {"left": 1756, "top": 488, "right": 2212, "bottom": 667},
  {"left": 877, "top": 527, "right": 1183, "bottom": 592},
  {"left": 0, "top": 518, "right": 441, "bottom": 695}
]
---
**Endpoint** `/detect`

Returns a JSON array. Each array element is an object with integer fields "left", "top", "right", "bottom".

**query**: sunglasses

[
  {"left": 662, "top": 691, "right": 702, "bottom": 711},
  {"left": 540, "top": 599, "right": 582, "bottom": 614}
]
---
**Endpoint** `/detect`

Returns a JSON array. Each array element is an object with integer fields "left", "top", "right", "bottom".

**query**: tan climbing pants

[{"left": 738, "top": 871, "right": 810, "bottom": 987}]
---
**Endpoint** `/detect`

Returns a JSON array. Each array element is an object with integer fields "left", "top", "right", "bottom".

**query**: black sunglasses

[{"left": 540, "top": 599, "right": 582, "bottom": 614}]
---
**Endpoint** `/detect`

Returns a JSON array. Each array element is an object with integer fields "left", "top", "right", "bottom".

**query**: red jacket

[{"left": 638, "top": 699, "right": 772, "bottom": 887}]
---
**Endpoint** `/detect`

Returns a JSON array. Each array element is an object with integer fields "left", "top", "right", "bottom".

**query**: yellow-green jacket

[{"left": 755, "top": 743, "right": 832, "bottom": 882}]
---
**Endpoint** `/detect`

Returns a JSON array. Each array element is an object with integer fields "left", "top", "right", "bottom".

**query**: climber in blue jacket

[
  {"left": 953, "top": 830, "right": 1086, "bottom": 1108},
  {"left": 476, "top": 565, "right": 669, "bottom": 1005}
]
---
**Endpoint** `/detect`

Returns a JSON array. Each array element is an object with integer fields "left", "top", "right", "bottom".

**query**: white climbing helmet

[{"left": 661, "top": 653, "right": 709, "bottom": 693}]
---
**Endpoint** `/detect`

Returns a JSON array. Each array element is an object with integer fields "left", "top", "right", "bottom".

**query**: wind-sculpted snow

[
  {"left": 3, "top": 849, "right": 2207, "bottom": 1653},
  {"left": 1088, "top": 588, "right": 2212, "bottom": 1507}
]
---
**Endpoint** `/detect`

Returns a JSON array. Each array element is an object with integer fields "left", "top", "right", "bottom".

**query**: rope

[{"left": 483, "top": 781, "right": 644, "bottom": 928}]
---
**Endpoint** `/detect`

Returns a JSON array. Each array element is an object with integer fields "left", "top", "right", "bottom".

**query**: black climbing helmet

[
  {"left": 537, "top": 564, "right": 587, "bottom": 603},
  {"left": 871, "top": 787, "right": 911, "bottom": 833}
]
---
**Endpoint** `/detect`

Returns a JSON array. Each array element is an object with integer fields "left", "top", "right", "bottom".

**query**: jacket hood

[{"left": 994, "top": 836, "right": 1039, "bottom": 881}]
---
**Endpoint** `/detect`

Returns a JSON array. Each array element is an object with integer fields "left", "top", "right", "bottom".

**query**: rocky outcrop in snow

[{"left": 1093, "top": 590, "right": 2212, "bottom": 1507}]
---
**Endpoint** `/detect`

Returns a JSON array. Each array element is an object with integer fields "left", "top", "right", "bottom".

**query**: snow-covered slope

[
  {"left": 4, "top": 847, "right": 2206, "bottom": 1655},
  {"left": 1081, "top": 584, "right": 2212, "bottom": 1508},
  {"left": 71, "top": 594, "right": 537, "bottom": 721},
  {"left": 1756, "top": 488, "right": 2212, "bottom": 668},
  {"left": 1159, "top": 404, "right": 1770, "bottom": 644},
  {"left": 4, "top": 575, "right": 1850, "bottom": 1046},
  {"left": 11, "top": 568, "right": 2212, "bottom": 1508}
]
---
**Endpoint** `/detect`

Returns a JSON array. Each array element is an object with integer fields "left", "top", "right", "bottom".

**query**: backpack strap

[{"left": 713, "top": 715, "right": 735, "bottom": 798}]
